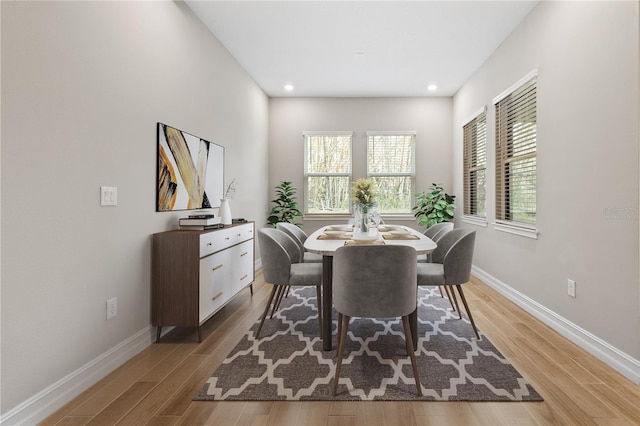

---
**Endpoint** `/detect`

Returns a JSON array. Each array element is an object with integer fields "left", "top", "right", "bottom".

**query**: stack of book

[{"left": 178, "top": 214, "right": 222, "bottom": 230}]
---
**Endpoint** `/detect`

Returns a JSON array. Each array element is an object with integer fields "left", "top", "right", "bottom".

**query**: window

[
  {"left": 463, "top": 109, "right": 487, "bottom": 221},
  {"left": 366, "top": 132, "right": 415, "bottom": 214},
  {"left": 304, "top": 132, "right": 352, "bottom": 214},
  {"left": 494, "top": 71, "right": 537, "bottom": 232}
]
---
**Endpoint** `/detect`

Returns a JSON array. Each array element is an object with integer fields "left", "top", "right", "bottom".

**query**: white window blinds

[
  {"left": 494, "top": 73, "right": 537, "bottom": 226},
  {"left": 463, "top": 110, "right": 487, "bottom": 219},
  {"left": 366, "top": 132, "right": 416, "bottom": 214}
]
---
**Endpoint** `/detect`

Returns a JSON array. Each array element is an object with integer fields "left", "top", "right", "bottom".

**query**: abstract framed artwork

[{"left": 156, "top": 123, "right": 224, "bottom": 212}]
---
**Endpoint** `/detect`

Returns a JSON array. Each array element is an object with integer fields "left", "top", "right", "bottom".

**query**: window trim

[
  {"left": 493, "top": 220, "right": 539, "bottom": 239},
  {"left": 303, "top": 131, "right": 353, "bottom": 216},
  {"left": 493, "top": 70, "right": 538, "bottom": 235},
  {"left": 492, "top": 69, "right": 538, "bottom": 105}
]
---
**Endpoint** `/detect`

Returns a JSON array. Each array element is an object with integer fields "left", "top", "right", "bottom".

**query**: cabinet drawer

[{"left": 199, "top": 223, "right": 254, "bottom": 257}]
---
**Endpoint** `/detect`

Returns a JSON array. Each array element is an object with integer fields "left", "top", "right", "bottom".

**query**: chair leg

[
  {"left": 442, "top": 286, "right": 457, "bottom": 312},
  {"left": 333, "top": 314, "right": 350, "bottom": 396},
  {"left": 438, "top": 285, "right": 446, "bottom": 298},
  {"left": 455, "top": 285, "right": 480, "bottom": 339},
  {"left": 316, "top": 286, "right": 323, "bottom": 339},
  {"left": 447, "top": 285, "right": 462, "bottom": 319},
  {"left": 255, "top": 285, "right": 278, "bottom": 338},
  {"left": 270, "top": 285, "right": 286, "bottom": 318},
  {"left": 402, "top": 315, "right": 423, "bottom": 397}
]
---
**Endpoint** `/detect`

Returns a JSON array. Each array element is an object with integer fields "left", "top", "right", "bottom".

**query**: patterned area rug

[{"left": 195, "top": 287, "right": 543, "bottom": 401}]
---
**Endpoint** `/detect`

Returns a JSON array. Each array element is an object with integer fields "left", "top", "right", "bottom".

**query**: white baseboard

[
  {"left": 2, "top": 260, "right": 265, "bottom": 425},
  {"left": 11, "top": 261, "right": 635, "bottom": 425},
  {"left": 472, "top": 265, "right": 640, "bottom": 384},
  {"left": 1, "top": 326, "right": 153, "bottom": 426}
]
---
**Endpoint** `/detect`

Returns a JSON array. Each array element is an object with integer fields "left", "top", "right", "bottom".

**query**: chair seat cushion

[
  {"left": 304, "top": 252, "right": 323, "bottom": 263},
  {"left": 416, "top": 263, "right": 445, "bottom": 286},
  {"left": 290, "top": 263, "right": 322, "bottom": 286}
]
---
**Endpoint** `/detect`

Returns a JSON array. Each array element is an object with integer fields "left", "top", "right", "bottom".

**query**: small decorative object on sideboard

[
  {"left": 179, "top": 215, "right": 221, "bottom": 230},
  {"left": 219, "top": 178, "right": 237, "bottom": 226},
  {"left": 179, "top": 223, "right": 224, "bottom": 231}
]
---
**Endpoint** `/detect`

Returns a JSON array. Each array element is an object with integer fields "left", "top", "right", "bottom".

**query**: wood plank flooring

[{"left": 41, "top": 273, "right": 640, "bottom": 425}]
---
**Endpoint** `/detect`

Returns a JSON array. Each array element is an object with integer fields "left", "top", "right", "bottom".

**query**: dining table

[{"left": 304, "top": 224, "right": 437, "bottom": 351}]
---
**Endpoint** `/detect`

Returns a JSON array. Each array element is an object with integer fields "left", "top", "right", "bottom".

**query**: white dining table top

[{"left": 304, "top": 224, "right": 436, "bottom": 256}]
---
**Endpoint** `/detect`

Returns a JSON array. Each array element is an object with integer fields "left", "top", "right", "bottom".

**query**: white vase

[{"left": 219, "top": 198, "right": 232, "bottom": 225}]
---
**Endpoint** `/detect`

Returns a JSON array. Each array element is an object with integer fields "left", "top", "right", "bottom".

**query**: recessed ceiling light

[
  {"left": 354, "top": 51, "right": 366, "bottom": 58},
  {"left": 427, "top": 84, "right": 438, "bottom": 92},
  {"left": 284, "top": 84, "right": 294, "bottom": 91}
]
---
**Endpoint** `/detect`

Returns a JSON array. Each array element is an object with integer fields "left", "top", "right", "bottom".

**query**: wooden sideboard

[{"left": 151, "top": 222, "right": 255, "bottom": 342}]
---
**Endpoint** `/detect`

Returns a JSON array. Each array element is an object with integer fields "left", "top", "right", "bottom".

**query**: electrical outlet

[
  {"left": 107, "top": 297, "right": 118, "bottom": 319},
  {"left": 567, "top": 279, "right": 576, "bottom": 298},
  {"left": 100, "top": 186, "right": 118, "bottom": 206}
]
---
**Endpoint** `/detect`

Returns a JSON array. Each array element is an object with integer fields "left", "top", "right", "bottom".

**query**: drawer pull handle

[
  {"left": 207, "top": 242, "right": 212, "bottom": 246},
  {"left": 240, "top": 252, "right": 248, "bottom": 257},
  {"left": 212, "top": 264, "right": 224, "bottom": 271},
  {"left": 240, "top": 274, "right": 248, "bottom": 281},
  {"left": 225, "top": 237, "right": 230, "bottom": 241},
  {"left": 211, "top": 292, "right": 223, "bottom": 301}
]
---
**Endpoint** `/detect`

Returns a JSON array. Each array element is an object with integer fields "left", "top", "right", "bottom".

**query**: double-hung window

[
  {"left": 366, "top": 132, "right": 416, "bottom": 214},
  {"left": 303, "top": 132, "right": 352, "bottom": 214},
  {"left": 494, "top": 71, "right": 538, "bottom": 237},
  {"left": 463, "top": 109, "right": 487, "bottom": 222}
]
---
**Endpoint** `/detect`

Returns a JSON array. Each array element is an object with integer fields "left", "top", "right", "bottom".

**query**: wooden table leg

[{"left": 322, "top": 255, "right": 333, "bottom": 351}]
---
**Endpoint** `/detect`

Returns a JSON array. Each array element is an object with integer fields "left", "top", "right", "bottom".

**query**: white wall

[
  {"left": 1, "top": 0, "right": 268, "bottom": 418},
  {"left": 453, "top": 1, "right": 639, "bottom": 361},
  {"left": 268, "top": 97, "right": 453, "bottom": 234}
]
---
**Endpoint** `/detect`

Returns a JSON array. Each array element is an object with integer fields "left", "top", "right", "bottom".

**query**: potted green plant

[
  {"left": 267, "top": 181, "right": 303, "bottom": 227},
  {"left": 412, "top": 183, "right": 456, "bottom": 228}
]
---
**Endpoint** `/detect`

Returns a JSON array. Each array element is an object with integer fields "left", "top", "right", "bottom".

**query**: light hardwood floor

[{"left": 41, "top": 273, "right": 640, "bottom": 425}]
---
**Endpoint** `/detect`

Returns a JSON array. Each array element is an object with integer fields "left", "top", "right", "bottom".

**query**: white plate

[
  {"left": 389, "top": 229, "right": 411, "bottom": 235},
  {"left": 351, "top": 234, "right": 379, "bottom": 242}
]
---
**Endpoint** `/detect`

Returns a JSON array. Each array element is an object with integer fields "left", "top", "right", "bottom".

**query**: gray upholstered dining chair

[
  {"left": 276, "top": 222, "right": 323, "bottom": 263},
  {"left": 418, "top": 221, "right": 455, "bottom": 304},
  {"left": 418, "top": 222, "right": 454, "bottom": 263},
  {"left": 256, "top": 228, "right": 323, "bottom": 339},
  {"left": 416, "top": 228, "right": 479, "bottom": 339},
  {"left": 332, "top": 245, "right": 422, "bottom": 397}
]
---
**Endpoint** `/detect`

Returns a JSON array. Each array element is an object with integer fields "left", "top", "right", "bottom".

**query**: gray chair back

[
  {"left": 276, "top": 222, "right": 306, "bottom": 258},
  {"left": 424, "top": 222, "right": 454, "bottom": 240},
  {"left": 333, "top": 245, "right": 417, "bottom": 318},
  {"left": 257, "top": 228, "right": 300, "bottom": 285},
  {"left": 432, "top": 228, "right": 476, "bottom": 285}
]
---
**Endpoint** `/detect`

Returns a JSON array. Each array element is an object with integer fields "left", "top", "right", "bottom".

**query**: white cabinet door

[
  {"left": 199, "top": 250, "right": 232, "bottom": 323},
  {"left": 229, "top": 239, "right": 254, "bottom": 294}
]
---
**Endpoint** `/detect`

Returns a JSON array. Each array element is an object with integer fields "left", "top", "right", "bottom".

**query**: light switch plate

[{"left": 100, "top": 186, "right": 117, "bottom": 206}]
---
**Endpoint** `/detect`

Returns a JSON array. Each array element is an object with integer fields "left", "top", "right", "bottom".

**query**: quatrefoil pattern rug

[{"left": 195, "top": 286, "right": 543, "bottom": 401}]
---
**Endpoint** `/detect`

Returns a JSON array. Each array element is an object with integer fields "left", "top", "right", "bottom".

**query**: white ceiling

[{"left": 185, "top": 1, "right": 539, "bottom": 97}]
